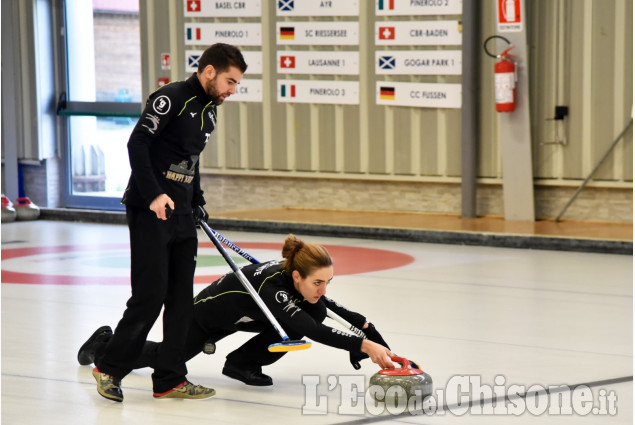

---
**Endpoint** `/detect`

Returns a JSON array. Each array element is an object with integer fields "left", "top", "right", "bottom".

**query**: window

[{"left": 59, "top": 0, "right": 141, "bottom": 209}]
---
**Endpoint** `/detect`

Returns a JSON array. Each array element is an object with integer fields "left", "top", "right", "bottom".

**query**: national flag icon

[
  {"left": 187, "top": 0, "right": 201, "bottom": 12},
  {"left": 280, "top": 55, "right": 296, "bottom": 69},
  {"left": 188, "top": 54, "right": 200, "bottom": 68},
  {"left": 280, "top": 26, "right": 295, "bottom": 40},
  {"left": 379, "top": 56, "right": 396, "bottom": 70},
  {"left": 379, "top": 86, "right": 395, "bottom": 100},
  {"left": 186, "top": 27, "right": 202, "bottom": 41},
  {"left": 281, "top": 84, "right": 296, "bottom": 98},
  {"left": 378, "top": 0, "right": 395, "bottom": 10},
  {"left": 278, "top": 0, "right": 294, "bottom": 11},
  {"left": 378, "top": 26, "right": 395, "bottom": 40}
]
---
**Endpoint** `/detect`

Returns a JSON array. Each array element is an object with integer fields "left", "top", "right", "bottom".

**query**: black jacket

[
  {"left": 122, "top": 73, "right": 216, "bottom": 214},
  {"left": 193, "top": 261, "right": 368, "bottom": 353}
]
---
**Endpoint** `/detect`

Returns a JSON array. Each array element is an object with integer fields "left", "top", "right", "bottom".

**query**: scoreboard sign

[
  {"left": 375, "top": 20, "right": 462, "bottom": 45},
  {"left": 375, "top": 50, "right": 461, "bottom": 75},
  {"left": 186, "top": 50, "right": 263, "bottom": 74},
  {"left": 184, "top": 0, "right": 262, "bottom": 17},
  {"left": 226, "top": 79, "right": 262, "bottom": 103},
  {"left": 376, "top": 81, "right": 461, "bottom": 108},
  {"left": 278, "top": 80, "right": 359, "bottom": 105},
  {"left": 375, "top": 0, "right": 462, "bottom": 16},
  {"left": 277, "top": 21, "right": 359, "bottom": 45},
  {"left": 185, "top": 23, "right": 262, "bottom": 46},
  {"left": 277, "top": 51, "right": 359, "bottom": 75},
  {"left": 277, "top": 0, "right": 359, "bottom": 16}
]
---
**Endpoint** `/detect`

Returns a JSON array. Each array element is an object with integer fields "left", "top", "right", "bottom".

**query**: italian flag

[
  {"left": 378, "top": 0, "right": 395, "bottom": 10},
  {"left": 281, "top": 84, "right": 296, "bottom": 98},
  {"left": 187, "top": 27, "right": 201, "bottom": 41}
]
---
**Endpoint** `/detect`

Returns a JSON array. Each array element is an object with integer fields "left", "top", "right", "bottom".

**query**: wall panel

[
  {"left": 590, "top": 0, "right": 618, "bottom": 180},
  {"left": 420, "top": 109, "right": 439, "bottom": 176},
  {"left": 156, "top": 0, "right": 633, "bottom": 207},
  {"left": 394, "top": 108, "right": 413, "bottom": 175},
  {"left": 343, "top": 106, "right": 361, "bottom": 173}
]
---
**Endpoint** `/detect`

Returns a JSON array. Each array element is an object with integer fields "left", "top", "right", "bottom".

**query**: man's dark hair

[{"left": 198, "top": 43, "right": 247, "bottom": 74}]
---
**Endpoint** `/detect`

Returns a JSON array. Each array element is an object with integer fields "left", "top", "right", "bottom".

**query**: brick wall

[
  {"left": 200, "top": 174, "right": 633, "bottom": 222},
  {"left": 93, "top": 12, "right": 142, "bottom": 102},
  {"left": 2, "top": 159, "right": 62, "bottom": 208}
]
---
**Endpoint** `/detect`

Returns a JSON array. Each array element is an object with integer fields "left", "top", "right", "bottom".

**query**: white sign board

[
  {"left": 375, "top": 21, "right": 462, "bottom": 46},
  {"left": 226, "top": 79, "right": 262, "bottom": 103},
  {"left": 185, "top": 23, "right": 262, "bottom": 46},
  {"left": 376, "top": 81, "right": 461, "bottom": 108},
  {"left": 375, "top": 50, "right": 461, "bottom": 75},
  {"left": 278, "top": 80, "right": 359, "bottom": 105},
  {"left": 186, "top": 50, "right": 262, "bottom": 74},
  {"left": 184, "top": 0, "right": 262, "bottom": 17},
  {"left": 375, "top": 0, "right": 462, "bottom": 16},
  {"left": 277, "top": 0, "right": 359, "bottom": 16},
  {"left": 277, "top": 22, "right": 359, "bottom": 45},
  {"left": 277, "top": 51, "right": 359, "bottom": 75}
]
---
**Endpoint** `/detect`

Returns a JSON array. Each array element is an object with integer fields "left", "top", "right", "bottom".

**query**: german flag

[
  {"left": 380, "top": 86, "right": 395, "bottom": 100},
  {"left": 280, "top": 26, "right": 295, "bottom": 40}
]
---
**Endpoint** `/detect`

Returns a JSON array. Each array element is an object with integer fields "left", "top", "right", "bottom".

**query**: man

[{"left": 85, "top": 43, "right": 247, "bottom": 402}]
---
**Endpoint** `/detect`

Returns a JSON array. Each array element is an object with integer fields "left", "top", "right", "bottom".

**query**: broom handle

[
  {"left": 198, "top": 218, "right": 290, "bottom": 342},
  {"left": 198, "top": 219, "right": 367, "bottom": 339},
  {"left": 323, "top": 308, "right": 366, "bottom": 338}
]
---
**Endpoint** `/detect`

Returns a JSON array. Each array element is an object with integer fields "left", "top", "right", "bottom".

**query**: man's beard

[{"left": 206, "top": 77, "right": 226, "bottom": 105}]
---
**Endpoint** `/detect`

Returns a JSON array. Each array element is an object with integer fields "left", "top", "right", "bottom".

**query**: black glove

[
  {"left": 349, "top": 351, "right": 368, "bottom": 370},
  {"left": 364, "top": 323, "right": 390, "bottom": 350},
  {"left": 193, "top": 205, "right": 209, "bottom": 226},
  {"left": 349, "top": 323, "right": 390, "bottom": 370}
]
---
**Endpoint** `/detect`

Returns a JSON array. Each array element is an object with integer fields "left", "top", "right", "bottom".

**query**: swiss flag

[
  {"left": 280, "top": 56, "right": 296, "bottom": 69},
  {"left": 378, "top": 26, "right": 395, "bottom": 40},
  {"left": 187, "top": 0, "right": 201, "bottom": 12}
]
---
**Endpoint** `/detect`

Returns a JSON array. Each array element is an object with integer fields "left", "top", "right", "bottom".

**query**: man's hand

[
  {"left": 193, "top": 205, "right": 209, "bottom": 226},
  {"left": 149, "top": 194, "right": 175, "bottom": 220}
]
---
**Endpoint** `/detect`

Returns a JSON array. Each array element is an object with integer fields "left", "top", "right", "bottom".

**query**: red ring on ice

[{"left": 1, "top": 242, "right": 414, "bottom": 285}]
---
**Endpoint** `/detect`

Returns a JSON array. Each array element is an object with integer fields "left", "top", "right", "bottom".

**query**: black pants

[
  {"left": 131, "top": 297, "right": 328, "bottom": 374},
  {"left": 95, "top": 206, "right": 198, "bottom": 393}
]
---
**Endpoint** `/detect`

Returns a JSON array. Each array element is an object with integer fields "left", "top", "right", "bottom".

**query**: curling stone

[
  {"left": 1, "top": 195, "right": 17, "bottom": 223},
  {"left": 15, "top": 197, "right": 40, "bottom": 221},
  {"left": 369, "top": 355, "right": 433, "bottom": 405}
]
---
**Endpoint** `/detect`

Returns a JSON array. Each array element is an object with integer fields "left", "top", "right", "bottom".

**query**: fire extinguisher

[
  {"left": 484, "top": 35, "right": 517, "bottom": 113},
  {"left": 494, "top": 46, "right": 516, "bottom": 112}
]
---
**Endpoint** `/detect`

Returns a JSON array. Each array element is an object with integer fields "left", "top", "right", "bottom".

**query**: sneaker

[
  {"left": 92, "top": 367, "right": 123, "bottom": 402},
  {"left": 153, "top": 381, "right": 215, "bottom": 399},
  {"left": 222, "top": 363, "right": 273, "bottom": 386},
  {"left": 78, "top": 326, "right": 112, "bottom": 365}
]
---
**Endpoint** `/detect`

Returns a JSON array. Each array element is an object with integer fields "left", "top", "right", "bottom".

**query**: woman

[{"left": 78, "top": 234, "right": 394, "bottom": 386}]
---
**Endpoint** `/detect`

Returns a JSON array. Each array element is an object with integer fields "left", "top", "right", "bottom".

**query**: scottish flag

[
  {"left": 188, "top": 55, "right": 200, "bottom": 68},
  {"left": 278, "top": 0, "right": 294, "bottom": 11},
  {"left": 379, "top": 56, "right": 396, "bottom": 70}
]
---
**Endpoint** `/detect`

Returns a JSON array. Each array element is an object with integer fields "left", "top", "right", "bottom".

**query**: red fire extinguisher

[{"left": 494, "top": 46, "right": 516, "bottom": 112}]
